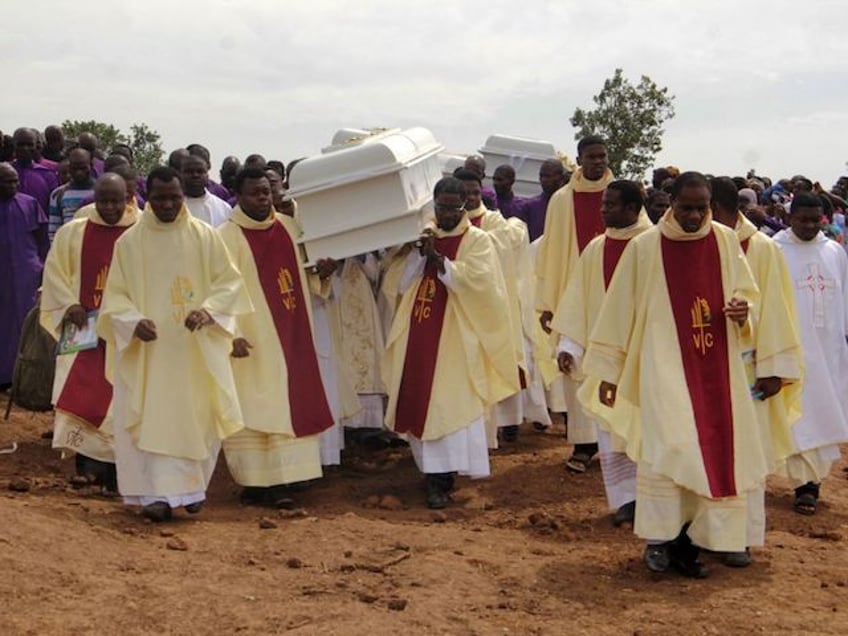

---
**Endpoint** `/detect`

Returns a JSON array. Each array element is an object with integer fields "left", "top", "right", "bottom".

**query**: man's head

[
  {"left": 220, "top": 155, "right": 241, "bottom": 190},
  {"left": 708, "top": 176, "right": 740, "bottom": 227},
  {"left": 453, "top": 169, "right": 483, "bottom": 211},
  {"left": 32, "top": 129, "right": 46, "bottom": 160},
  {"left": 13, "top": 128, "right": 37, "bottom": 164},
  {"left": 602, "top": 180, "right": 644, "bottom": 229},
  {"left": 168, "top": 148, "right": 190, "bottom": 171},
  {"left": 146, "top": 166, "right": 184, "bottom": 223},
  {"left": 186, "top": 143, "right": 212, "bottom": 170},
  {"left": 671, "top": 171, "right": 712, "bottom": 233},
  {"left": 789, "top": 192, "right": 824, "bottom": 242},
  {"left": 94, "top": 173, "right": 127, "bottom": 225},
  {"left": 57, "top": 159, "right": 70, "bottom": 186},
  {"left": 77, "top": 132, "right": 98, "bottom": 155},
  {"left": 111, "top": 143, "right": 134, "bottom": 165},
  {"left": 108, "top": 164, "right": 138, "bottom": 202},
  {"left": 790, "top": 175, "right": 813, "bottom": 194},
  {"left": 265, "top": 168, "right": 286, "bottom": 211},
  {"left": 67, "top": 148, "right": 93, "bottom": 187},
  {"left": 463, "top": 155, "right": 487, "bottom": 180},
  {"left": 181, "top": 155, "right": 209, "bottom": 198},
  {"left": 44, "top": 125, "right": 64, "bottom": 151},
  {"left": 539, "top": 159, "right": 567, "bottom": 196},
  {"left": 103, "top": 153, "right": 130, "bottom": 172},
  {"left": 646, "top": 189, "right": 670, "bottom": 224},
  {"left": 0, "top": 162, "right": 19, "bottom": 200},
  {"left": 652, "top": 167, "right": 672, "bottom": 190},
  {"left": 433, "top": 177, "right": 467, "bottom": 232},
  {"left": 577, "top": 135, "right": 608, "bottom": 181},
  {"left": 492, "top": 165, "right": 515, "bottom": 198},
  {"left": 266, "top": 160, "right": 286, "bottom": 179},
  {"left": 245, "top": 154, "right": 267, "bottom": 169},
  {"left": 236, "top": 166, "right": 273, "bottom": 221}
]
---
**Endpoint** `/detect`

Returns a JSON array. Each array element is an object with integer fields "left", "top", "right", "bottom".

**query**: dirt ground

[{"left": 2, "top": 407, "right": 847, "bottom": 636}]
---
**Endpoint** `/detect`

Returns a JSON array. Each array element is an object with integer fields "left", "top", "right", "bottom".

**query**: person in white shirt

[{"left": 181, "top": 155, "right": 232, "bottom": 227}]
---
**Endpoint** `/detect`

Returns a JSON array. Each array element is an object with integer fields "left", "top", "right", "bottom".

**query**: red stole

[
  {"left": 395, "top": 233, "right": 465, "bottom": 438},
  {"left": 602, "top": 238, "right": 630, "bottom": 290},
  {"left": 470, "top": 215, "right": 482, "bottom": 228},
  {"left": 56, "top": 222, "right": 128, "bottom": 427},
  {"left": 573, "top": 191, "right": 605, "bottom": 254},
  {"left": 741, "top": 238, "right": 750, "bottom": 254},
  {"left": 661, "top": 231, "right": 736, "bottom": 497},
  {"left": 242, "top": 220, "right": 333, "bottom": 437}
]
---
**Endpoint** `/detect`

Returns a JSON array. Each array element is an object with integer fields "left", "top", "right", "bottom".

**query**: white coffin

[
  {"left": 438, "top": 152, "right": 465, "bottom": 179},
  {"left": 289, "top": 127, "right": 444, "bottom": 264},
  {"left": 479, "top": 134, "right": 557, "bottom": 198}
]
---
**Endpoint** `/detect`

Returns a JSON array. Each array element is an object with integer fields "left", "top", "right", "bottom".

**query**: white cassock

[
  {"left": 773, "top": 228, "right": 848, "bottom": 483},
  {"left": 185, "top": 190, "right": 233, "bottom": 228},
  {"left": 338, "top": 255, "right": 386, "bottom": 430}
]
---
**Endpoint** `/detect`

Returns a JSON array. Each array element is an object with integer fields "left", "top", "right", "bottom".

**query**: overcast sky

[{"left": 4, "top": 0, "right": 847, "bottom": 184}]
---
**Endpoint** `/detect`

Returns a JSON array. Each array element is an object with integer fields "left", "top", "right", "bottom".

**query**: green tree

[
  {"left": 60, "top": 119, "right": 164, "bottom": 174},
  {"left": 61, "top": 119, "right": 124, "bottom": 153},
  {"left": 124, "top": 123, "right": 164, "bottom": 175},
  {"left": 570, "top": 69, "right": 675, "bottom": 179}
]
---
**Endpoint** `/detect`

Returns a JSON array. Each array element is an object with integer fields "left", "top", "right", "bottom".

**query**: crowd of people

[{"left": 2, "top": 124, "right": 848, "bottom": 581}]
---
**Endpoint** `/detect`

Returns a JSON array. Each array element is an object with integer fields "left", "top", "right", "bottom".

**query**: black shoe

[
  {"left": 501, "top": 425, "right": 519, "bottom": 443},
  {"left": 266, "top": 485, "right": 297, "bottom": 509},
  {"left": 723, "top": 548, "right": 752, "bottom": 568},
  {"left": 425, "top": 474, "right": 449, "bottom": 509},
  {"left": 669, "top": 532, "right": 708, "bottom": 579},
  {"left": 643, "top": 544, "right": 671, "bottom": 573},
  {"left": 532, "top": 421, "right": 549, "bottom": 432},
  {"left": 141, "top": 501, "right": 173, "bottom": 523},
  {"left": 613, "top": 501, "right": 635, "bottom": 527},
  {"left": 184, "top": 501, "right": 204, "bottom": 514},
  {"left": 240, "top": 486, "right": 267, "bottom": 505}
]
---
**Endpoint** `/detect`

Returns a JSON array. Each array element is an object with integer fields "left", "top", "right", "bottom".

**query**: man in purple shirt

[
  {"left": 77, "top": 132, "right": 105, "bottom": 177},
  {"left": 0, "top": 162, "right": 49, "bottom": 387},
  {"left": 513, "top": 159, "right": 568, "bottom": 241},
  {"left": 493, "top": 164, "right": 525, "bottom": 220},
  {"left": 12, "top": 128, "right": 59, "bottom": 212},
  {"left": 43, "top": 125, "right": 66, "bottom": 163}
]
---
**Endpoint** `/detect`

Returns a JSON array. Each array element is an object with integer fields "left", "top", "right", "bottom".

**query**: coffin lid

[
  {"left": 479, "top": 134, "right": 558, "bottom": 162},
  {"left": 290, "top": 127, "right": 445, "bottom": 197}
]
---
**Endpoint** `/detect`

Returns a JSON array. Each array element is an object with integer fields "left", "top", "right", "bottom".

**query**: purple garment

[
  {"left": 135, "top": 176, "right": 147, "bottom": 201},
  {"left": 0, "top": 193, "right": 49, "bottom": 384},
  {"left": 513, "top": 191, "right": 551, "bottom": 242},
  {"left": 207, "top": 179, "right": 231, "bottom": 202},
  {"left": 496, "top": 192, "right": 526, "bottom": 221},
  {"left": 227, "top": 194, "right": 238, "bottom": 208},
  {"left": 12, "top": 160, "right": 59, "bottom": 212},
  {"left": 91, "top": 157, "right": 105, "bottom": 178}
]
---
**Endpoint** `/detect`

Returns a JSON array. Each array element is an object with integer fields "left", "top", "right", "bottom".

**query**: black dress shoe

[
  {"left": 723, "top": 548, "right": 751, "bottom": 568},
  {"left": 425, "top": 474, "right": 449, "bottom": 509},
  {"left": 141, "top": 501, "right": 173, "bottom": 522},
  {"left": 613, "top": 501, "right": 636, "bottom": 527},
  {"left": 266, "top": 485, "right": 296, "bottom": 509},
  {"left": 669, "top": 536, "right": 708, "bottom": 579},
  {"left": 501, "top": 425, "right": 519, "bottom": 443},
  {"left": 643, "top": 544, "right": 671, "bottom": 573},
  {"left": 184, "top": 501, "right": 204, "bottom": 514},
  {"left": 240, "top": 486, "right": 267, "bottom": 505}
]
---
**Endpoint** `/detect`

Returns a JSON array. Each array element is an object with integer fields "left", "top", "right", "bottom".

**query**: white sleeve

[{"left": 399, "top": 252, "right": 427, "bottom": 293}]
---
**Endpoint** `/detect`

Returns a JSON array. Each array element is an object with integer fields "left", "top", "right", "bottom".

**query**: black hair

[
  {"left": 109, "top": 163, "right": 137, "bottom": 181},
  {"left": 433, "top": 176, "right": 467, "bottom": 199},
  {"left": 709, "top": 176, "right": 739, "bottom": 213},
  {"left": 731, "top": 176, "right": 747, "bottom": 191},
  {"left": 671, "top": 171, "right": 711, "bottom": 198},
  {"left": 606, "top": 180, "right": 645, "bottom": 210},
  {"left": 493, "top": 164, "right": 515, "bottom": 178},
  {"left": 577, "top": 135, "right": 606, "bottom": 156},
  {"left": 452, "top": 168, "right": 482, "bottom": 186},
  {"left": 235, "top": 166, "right": 270, "bottom": 194},
  {"left": 146, "top": 165, "right": 182, "bottom": 194},
  {"left": 790, "top": 192, "right": 823, "bottom": 214},
  {"left": 266, "top": 160, "right": 286, "bottom": 178}
]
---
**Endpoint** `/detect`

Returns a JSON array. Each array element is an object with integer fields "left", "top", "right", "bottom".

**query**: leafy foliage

[
  {"left": 60, "top": 119, "right": 164, "bottom": 175},
  {"left": 570, "top": 69, "right": 675, "bottom": 179}
]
